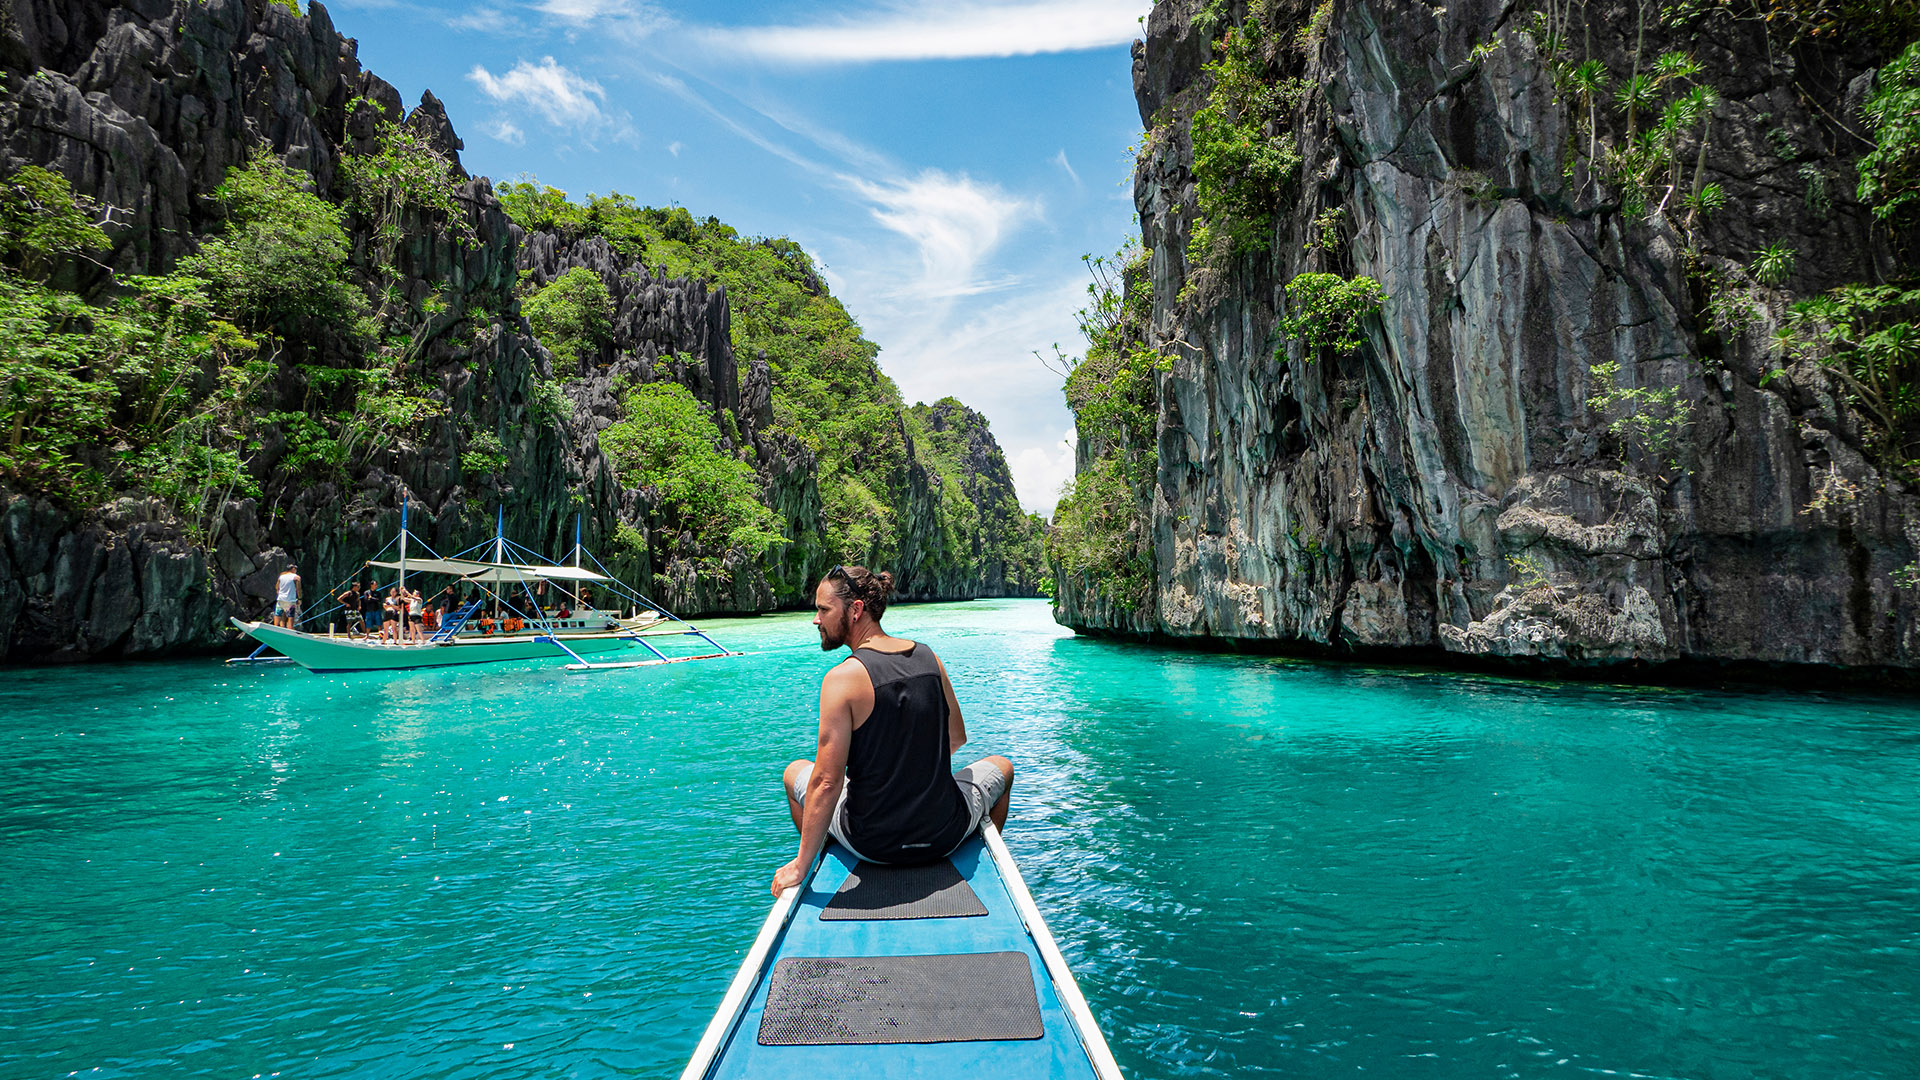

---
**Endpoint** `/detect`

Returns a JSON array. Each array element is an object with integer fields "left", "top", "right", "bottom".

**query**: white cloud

[
  {"left": 487, "top": 118, "right": 526, "bottom": 145},
  {"left": 667, "top": 140, "right": 684, "bottom": 156},
  {"left": 846, "top": 171, "right": 1031, "bottom": 302},
  {"left": 468, "top": 57, "right": 635, "bottom": 144},
  {"left": 704, "top": 0, "right": 1151, "bottom": 63}
]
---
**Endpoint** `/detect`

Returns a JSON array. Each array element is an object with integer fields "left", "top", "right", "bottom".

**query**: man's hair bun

[{"left": 826, "top": 565, "right": 894, "bottom": 620}]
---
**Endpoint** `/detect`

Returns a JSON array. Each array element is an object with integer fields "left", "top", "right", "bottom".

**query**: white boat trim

[
  {"left": 230, "top": 618, "right": 638, "bottom": 672},
  {"left": 676, "top": 850, "right": 820, "bottom": 1080},
  {"left": 981, "top": 821, "right": 1126, "bottom": 1080}
]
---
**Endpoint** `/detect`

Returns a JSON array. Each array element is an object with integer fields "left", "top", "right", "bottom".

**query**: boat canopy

[
  {"left": 458, "top": 564, "right": 612, "bottom": 583},
  {"left": 366, "top": 557, "right": 497, "bottom": 577},
  {"left": 365, "top": 557, "right": 612, "bottom": 583}
]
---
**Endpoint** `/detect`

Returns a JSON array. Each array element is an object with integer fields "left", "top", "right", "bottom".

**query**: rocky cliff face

[
  {"left": 1055, "top": 0, "right": 1920, "bottom": 677},
  {"left": 0, "top": 0, "right": 1039, "bottom": 663}
]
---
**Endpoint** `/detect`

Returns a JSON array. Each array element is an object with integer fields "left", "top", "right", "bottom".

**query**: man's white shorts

[{"left": 788, "top": 757, "right": 1010, "bottom": 864}]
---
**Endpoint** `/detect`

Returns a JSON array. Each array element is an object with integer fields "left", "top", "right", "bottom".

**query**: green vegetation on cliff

[
  {"left": 0, "top": 107, "right": 488, "bottom": 517},
  {"left": 522, "top": 266, "right": 613, "bottom": 367},
  {"left": 1278, "top": 272, "right": 1386, "bottom": 358},
  {"left": 1048, "top": 245, "right": 1163, "bottom": 611},
  {"left": 2, "top": 149, "right": 1046, "bottom": 607},
  {"left": 1187, "top": 14, "right": 1302, "bottom": 262},
  {"left": 498, "top": 180, "right": 948, "bottom": 570},
  {"left": 181, "top": 155, "right": 366, "bottom": 338},
  {"left": 0, "top": 167, "right": 273, "bottom": 526},
  {"left": 601, "top": 381, "right": 783, "bottom": 564},
  {"left": 1777, "top": 39, "right": 1920, "bottom": 472}
]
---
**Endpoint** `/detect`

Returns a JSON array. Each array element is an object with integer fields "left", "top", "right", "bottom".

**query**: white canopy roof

[
  {"left": 367, "top": 558, "right": 611, "bottom": 583},
  {"left": 367, "top": 557, "right": 496, "bottom": 577},
  {"left": 519, "top": 565, "right": 608, "bottom": 581}
]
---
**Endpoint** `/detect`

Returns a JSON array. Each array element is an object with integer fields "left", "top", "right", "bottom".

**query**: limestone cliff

[
  {"left": 0, "top": 0, "right": 1040, "bottom": 663},
  {"left": 1054, "top": 0, "right": 1920, "bottom": 677}
]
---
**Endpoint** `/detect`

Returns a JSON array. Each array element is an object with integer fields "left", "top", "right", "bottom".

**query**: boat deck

[{"left": 689, "top": 829, "right": 1117, "bottom": 1079}]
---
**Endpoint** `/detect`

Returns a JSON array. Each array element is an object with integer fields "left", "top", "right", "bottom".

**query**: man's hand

[{"left": 771, "top": 857, "right": 808, "bottom": 897}]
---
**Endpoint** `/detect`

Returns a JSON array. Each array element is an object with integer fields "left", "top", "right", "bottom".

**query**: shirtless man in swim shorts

[{"left": 772, "top": 565, "right": 1013, "bottom": 896}]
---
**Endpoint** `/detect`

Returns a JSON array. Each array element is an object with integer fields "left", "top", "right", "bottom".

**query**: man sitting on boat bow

[{"left": 773, "top": 564, "right": 1013, "bottom": 896}]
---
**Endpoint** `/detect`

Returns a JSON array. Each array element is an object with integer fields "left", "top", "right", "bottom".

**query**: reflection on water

[{"left": 3, "top": 600, "right": 1919, "bottom": 1078}]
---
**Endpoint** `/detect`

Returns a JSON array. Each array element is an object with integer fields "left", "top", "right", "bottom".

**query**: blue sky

[{"left": 325, "top": 0, "right": 1153, "bottom": 514}]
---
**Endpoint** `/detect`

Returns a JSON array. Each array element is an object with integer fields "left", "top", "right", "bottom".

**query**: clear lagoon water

[{"left": 3, "top": 598, "right": 1918, "bottom": 1079}]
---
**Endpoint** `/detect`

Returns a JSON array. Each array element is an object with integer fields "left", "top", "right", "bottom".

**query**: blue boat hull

[{"left": 686, "top": 829, "right": 1120, "bottom": 1079}]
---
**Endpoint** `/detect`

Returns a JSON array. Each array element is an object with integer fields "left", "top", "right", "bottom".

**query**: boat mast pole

[
  {"left": 398, "top": 495, "right": 408, "bottom": 594},
  {"left": 575, "top": 513, "right": 581, "bottom": 569},
  {"left": 495, "top": 505, "right": 505, "bottom": 564}
]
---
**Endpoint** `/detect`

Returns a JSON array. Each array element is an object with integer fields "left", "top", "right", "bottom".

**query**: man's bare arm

[
  {"left": 771, "top": 662, "right": 858, "bottom": 895},
  {"left": 935, "top": 654, "right": 966, "bottom": 752}
]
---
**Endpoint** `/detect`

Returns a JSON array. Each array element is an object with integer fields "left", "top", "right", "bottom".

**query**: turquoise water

[{"left": 3, "top": 599, "right": 1918, "bottom": 1079}]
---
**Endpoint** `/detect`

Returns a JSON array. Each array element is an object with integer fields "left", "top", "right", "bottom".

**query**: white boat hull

[{"left": 231, "top": 619, "right": 636, "bottom": 672}]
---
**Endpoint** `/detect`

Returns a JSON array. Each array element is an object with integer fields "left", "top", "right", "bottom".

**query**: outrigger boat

[
  {"left": 231, "top": 504, "right": 734, "bottom": 674},
  {"left": 681, "top": 824, "right": 1123, "bottom": 1080}
]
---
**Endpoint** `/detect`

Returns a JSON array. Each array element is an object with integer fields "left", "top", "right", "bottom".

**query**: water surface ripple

[{"left": 3, "top": 600, "right": 1917, "bottom": 1078}]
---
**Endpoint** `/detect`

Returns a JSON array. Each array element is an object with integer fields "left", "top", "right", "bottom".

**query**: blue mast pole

[
  {"left": 495, "top": 505, "right": 505, "bottom": 564},
  {"left": 575, "top": 513, "right": 582, "bottom": 569},
  {"left": 398, "top": 495, "right": 409, "bottom": 593}
]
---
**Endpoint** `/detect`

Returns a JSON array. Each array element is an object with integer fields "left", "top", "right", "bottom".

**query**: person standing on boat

[
  {"left": 774, "top": 565, "right": 1014, "bottom": 896},
  {"left": 360, "top": 583, "right": 384, "bottom": 640},
  {"left": 273, "top": 564, "right": 301, "bottom": 629},
  {"left": 337, "top": 582, "right": 364, "bottom": 638}
]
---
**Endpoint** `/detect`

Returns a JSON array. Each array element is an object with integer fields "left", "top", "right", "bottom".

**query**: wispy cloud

[
  {"left": 703, "top": 0, "right": 1150, "bottom": 64},
  {"left": 614, "top": 63, "right": 1077, "bottom": 510},
  {"left": 649, "top": 73, "right": 1026, "bottom": 301},
  {"left": 448, "top": 5, "right": 513, "bottom": 32},
  {"left": 468, "top": 56, "right": 635, "bottom": 144},
  {"left": 486, "top": 117, "right": 526, "bottom": 145},
  {"left": 641, "top": 70, "right": 831, "bottom": 177},
  {"left": 537, "top": 0, "right": 655, "bottom": 24},
  {"left": 848, "top": 171, "right": 1032, "bottom": 301},
  {"left": 1053, "top": 148, "right": 1081, "bottom": 186}
]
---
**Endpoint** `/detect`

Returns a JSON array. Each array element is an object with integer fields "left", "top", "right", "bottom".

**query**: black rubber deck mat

[
  {"left": 820, "top": 859, "right": 988, "bottom": 921},
  {"left": 758, "top": 952, "right": 1043, "bottom": 1046}
]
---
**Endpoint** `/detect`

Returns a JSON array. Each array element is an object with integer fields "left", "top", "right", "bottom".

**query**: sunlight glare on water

[{"left": 3, "top": 599, "right": 1918, "bottom": 1078}]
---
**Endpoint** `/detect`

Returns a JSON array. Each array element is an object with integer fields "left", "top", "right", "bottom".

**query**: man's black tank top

[{"left": 842, "top": 643, "right": 969, "bottom": 864}]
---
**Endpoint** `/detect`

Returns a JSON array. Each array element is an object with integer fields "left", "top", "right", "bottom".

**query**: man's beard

[{"left": 818, "top": 608, "right": 853, "bottom": 650}]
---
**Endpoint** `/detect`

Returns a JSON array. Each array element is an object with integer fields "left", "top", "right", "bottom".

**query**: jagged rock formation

[
  {"left": 0, "top": 0, "right": 1039, "bottom": 663},
  {"left": 1054, "top": 0, "right": 1920, "bottom": 678}
]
